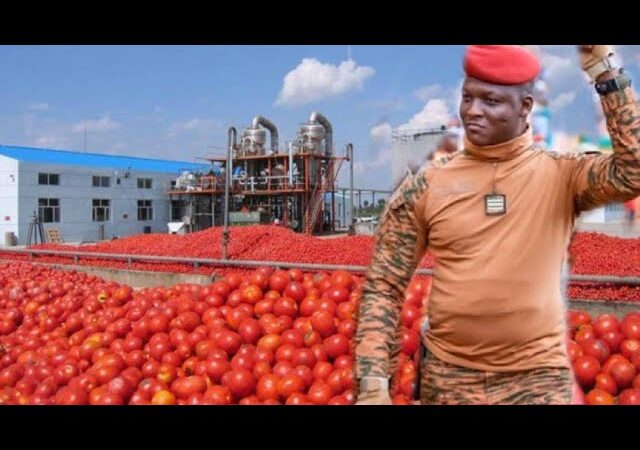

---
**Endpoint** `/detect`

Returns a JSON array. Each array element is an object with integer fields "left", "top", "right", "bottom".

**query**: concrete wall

[
  {"left": 16, "top": 161, "right": 176, "bottom": 244},
  {"left": 0, "top": 156, "right": 19, "bottom": 243}
]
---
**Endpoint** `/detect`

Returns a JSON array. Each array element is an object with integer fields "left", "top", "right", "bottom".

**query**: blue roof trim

[{"left": 0, "top": 144, "right": 216, "bottom": 174}]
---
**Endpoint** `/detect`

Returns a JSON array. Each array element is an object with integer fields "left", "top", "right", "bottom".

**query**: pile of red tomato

[
  {"left": 0, "top": 262, "right": 431, "bottom": 405},
  {"left": 5, "top": 259, "right": 640, "bottom": 405},
  {"left": 568, "top": 310, "right": 640, "bottom": 404}
]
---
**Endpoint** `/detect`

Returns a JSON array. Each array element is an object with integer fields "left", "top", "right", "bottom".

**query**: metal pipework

[
  {"left": 347, "top": 143, "right": 354, "bottom": 231},
  {"left": 251, "top": 115, "right": 279, "bottom": 153},
  {"left": 223, "top": 126, "right": 237, "bottom": 260},
  {"left": 288, "top": 141, "right": 294, "bottom": 186},
  {"left": 309, "top": 111, "right": 333, "bottom": 157}
]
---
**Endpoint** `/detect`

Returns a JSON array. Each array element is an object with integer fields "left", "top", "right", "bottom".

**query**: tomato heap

[
  {"left": 0, "top": 263, "right": 368, "bottom": 405},
  {"left": 3, "top": 260, "right": 639, "bottom": 405},
  {"left": 568, "top": 310, "right": 640, "bottom": 405},
  {"left": 1, "top": 227, "right": 638, "bottom": 301}
]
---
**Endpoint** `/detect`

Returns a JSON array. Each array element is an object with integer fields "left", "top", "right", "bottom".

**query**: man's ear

[{"left": 521, "top": 95, "right": 534, "bottom": 118}]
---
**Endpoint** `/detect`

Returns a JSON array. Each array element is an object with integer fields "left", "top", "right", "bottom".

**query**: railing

[{"left": 1, "top": 247, "right": 640, "bottom": 285}]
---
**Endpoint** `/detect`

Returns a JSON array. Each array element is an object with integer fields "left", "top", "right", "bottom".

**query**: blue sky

[{"left": 2, "top": 45, "right": 639, "bottom": 190}]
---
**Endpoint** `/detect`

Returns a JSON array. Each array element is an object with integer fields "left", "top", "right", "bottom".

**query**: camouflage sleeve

[
  {"left": 354, "top": 168, "right": 429, "bottom": 380},
  {"left": 565, "top": 86, "right": 640, "bottom": 212}
]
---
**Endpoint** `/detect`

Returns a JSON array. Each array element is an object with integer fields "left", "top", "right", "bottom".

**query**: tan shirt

[{"left": 355, "top": 86, "right": 640, "bottom": 377}]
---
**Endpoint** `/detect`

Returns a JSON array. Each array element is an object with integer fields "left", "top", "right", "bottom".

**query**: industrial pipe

[
  {"left": 251, "top": 116, "right": 279, "bottom": 153},
  {"left": 347, "top": 143, "right": 354, "bottom": 233},
  {"left": 309, "top": 112, "right": 333, "bottom": 157},
  {"left": 288, "top": 141, "right": 294, "bottom": 187},
  {"left": 223, "top": 126, "right": 237, "bottom": 260}
]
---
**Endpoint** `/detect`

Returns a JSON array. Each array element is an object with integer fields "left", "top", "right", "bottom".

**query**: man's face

[{"left": 459, "top": 77, "right": 533, "bottom": 146}]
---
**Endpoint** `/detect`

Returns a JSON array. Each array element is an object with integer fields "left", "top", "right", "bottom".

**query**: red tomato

[
  {"left": 273, "top": 328, "right": 301, "bottom": 348},
  {"left": 584, "top": 388, "right": 615, "bottom": 405},
  {"left": 580, "top": 339, "right": 611, "bottom": 365},
  {"left": 204, "top": 359, "right": 230, "bottom": 383},
  {"left": 400, "top": 329, "right": 420, "bottom": 356},
  {"left": 151, "top": 390, "right": 176, "bottom": 405},
  {"left": 283, "top": 282, "right": 306, "bottom": 303},
  {"left": 275, "top": 344, "right": 296, "bottom": 363},
  {"left": 600, "top": 331, "right": 625, "bottom": 354},
  {"left": 257, "top": 334, "right": 281, "bottom": 353},
  {"left": 594, "top": 372, "right": 618, "bottom": 396},
  {"left": 242, "top": 285, "right": 263, "bottom": 305},
  {"left": 618, "top": 388, "right": 640, "bottom": 405},
  {"left": 55, "top": 387, "right": 88, "bottom": 405},
  {"left": 574, "top": 325, "right": 596, "bottom": 345},
  {"left": 620, "top": 339, "right": 640, "bottom": 361},
  {"left": 592, "top": 314, "right": 620, "bottom": 338},
  {"left": 291, "top": 348, "right": 316, "bottom": 369},
  {"left": 225, "top": 369, "right": 256, "bottom": 399},
  {"left": 216, "top": 330, "right": 242, "bottom": 357},
  {"left": 573, "top": 356, "right": 600, "bottom": 388},
  {"left": 277, "top": 373, "right": 305, "bottom": 399},
  {"left": 568, "top": 310, "right": 591, "bottom": 330},
  {"left": 312, "top": 361, "right": 334, "bottom": 381},
  {"left": 254, "top": 299, "right": 274, "bottom": 318},
  {"left": 330, "top": 271, "right": 354, "bottom": 290},
  {"left": 607, "top": 359, "right": 636, "bottom": 389},
  {"left": 306, "top": 381, "right": 333, "bottom": 404},
  {"left": 203, "top": 386, "right": 232, "bottom": 405},
  {"left": 171, "top": 376, "right": 207, "bottom": 399},
  {"left": 621, "top": 317, "right": 640, "bottom": 340},
  {"left": 567, "top": 340, "right": 583, "bottom": 363},
  {"left": 310, "top": 311, "right": 336, "bottom": 338},
  {"left": 303, "top": 330, "right": 322, "bottom": 348},
  {"left": 273, "top": 297, "right": 298, "bottom": 319},
  {"left": 269, "top": 272, "right": 290, "bottom": 293},
  {"left": 256, "top": 374, "right": 280, "bottom": 401}
]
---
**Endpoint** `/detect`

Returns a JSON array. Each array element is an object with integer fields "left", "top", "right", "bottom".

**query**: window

[
  {"left": 38, "top": 173, "right": 59, "bottom": 185},
  {"left": 137, "top": 178, "right": 153, "bottom": 189},
  {"left": 138, "top": 200, "right": 153, "bottom": 221},
  {"left": 38, "top": 198, "right": 60, "bottom": 223},
  {"left": 171, "top": 200, "right": 182, "bottom": 221},
  {"left": 92, "top": 199, "right": 110, "bottom": 222},
  {"left": 92, "top": 175, "right": 110, "bottom": 187}
]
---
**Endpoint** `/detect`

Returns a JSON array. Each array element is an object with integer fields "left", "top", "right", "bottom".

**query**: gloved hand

[
  {"left": 578, "top": 45, "right": 615, "bottom": 78},
  {"left": 355, "top": 377, "right": 392, "bottom": 405}
]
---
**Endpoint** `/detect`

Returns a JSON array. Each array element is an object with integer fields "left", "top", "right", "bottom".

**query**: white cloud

[
  {"left": 549, "top": 91, "right": 577, "bottom": 112},
  {"left": 275, "top": 58, "right": 375, "bottom": 106},
  {"left": 354, "top": 148, "right": 392, "bottom": 174},
  {"left": 27, "top": 102, "right": 52, "bottom": 112},
  {"left": 413, "top": 84, "right": 443, "bottom": 102},
  {"left": 370, "top": 122, "right": 392, "bottom": 144},
  {"left": 354, "top": 95, "right": 454, "bottom": 176},
  {"left": 399, "top": 99, "right": 451, "bottom": 131},
  {"left": 166, "top": 118, "right": 222, "bottom": 138},
  {"left": 540, "top": 52, "right": 574, "bottom": 84},
  {"left": 72, "top": 116, "right": 121, "bottom": 133}
]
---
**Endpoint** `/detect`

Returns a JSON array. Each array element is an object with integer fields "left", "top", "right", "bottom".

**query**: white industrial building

[{"left": 0, "top": 145, "right": 212, "bottom": 245}]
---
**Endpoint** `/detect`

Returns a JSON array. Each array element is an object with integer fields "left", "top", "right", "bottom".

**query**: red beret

[{"left": 463, "top": 45, "right": 541, "bottom": 85}]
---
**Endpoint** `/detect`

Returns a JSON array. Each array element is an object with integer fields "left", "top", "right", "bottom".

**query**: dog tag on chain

[{"left": 485, "top": 194, "right": 506, "bottom": 216}]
